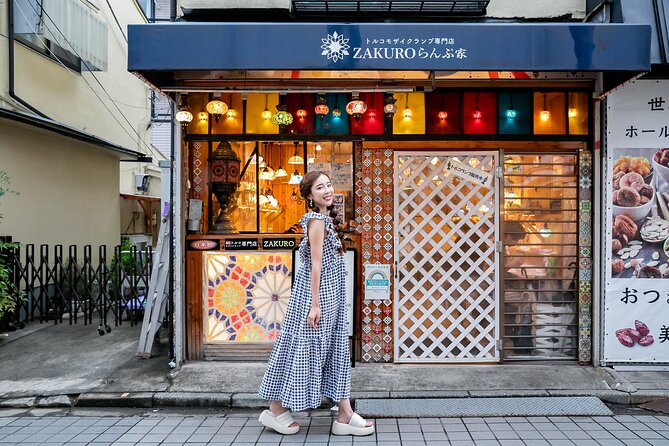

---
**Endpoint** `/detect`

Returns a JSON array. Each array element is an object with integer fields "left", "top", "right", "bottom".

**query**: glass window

[{"left": 502, "top": 153, "right": 579, "bottom": 360}]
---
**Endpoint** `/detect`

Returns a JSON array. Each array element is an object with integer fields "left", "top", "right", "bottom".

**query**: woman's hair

[
  {"left": 300, "top": 171, "right": 347, "bottom": 252},
  {"left": 504, "top": 220, "right": 527, "bottom": 244}
]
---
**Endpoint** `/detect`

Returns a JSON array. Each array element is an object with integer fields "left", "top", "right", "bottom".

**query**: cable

[
  {"left": 105, "top": 0, "right": 128, "bottom": 43},
  {"left": 17, "top": 0, "right": 161, "bottom": 159}
]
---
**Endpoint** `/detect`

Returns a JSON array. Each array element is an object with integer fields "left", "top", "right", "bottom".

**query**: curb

[{"left": 2, "top": 390, "right": 668, "bottom": 410}]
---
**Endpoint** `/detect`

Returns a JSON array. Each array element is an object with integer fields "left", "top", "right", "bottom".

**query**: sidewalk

[{"left": 1, "top": 321, "right": 669, "bottom": 412}]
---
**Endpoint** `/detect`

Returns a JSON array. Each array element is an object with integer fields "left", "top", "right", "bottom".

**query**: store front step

[{"left": 355, "top": 396, "right": 613, "bottom": 418}]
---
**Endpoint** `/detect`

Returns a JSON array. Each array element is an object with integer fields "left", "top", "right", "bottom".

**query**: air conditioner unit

[{"left": 134, "top": 173, "right": 150, "bottom": 193}]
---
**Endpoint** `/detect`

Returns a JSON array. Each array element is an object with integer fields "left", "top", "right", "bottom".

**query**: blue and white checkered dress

[{"left": 258, "top": 211, "right": 351, "bottom": 411}]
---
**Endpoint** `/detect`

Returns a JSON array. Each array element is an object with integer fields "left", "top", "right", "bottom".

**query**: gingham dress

[{"left": 258, "top": 211, "right": 350, "bottom": 411}]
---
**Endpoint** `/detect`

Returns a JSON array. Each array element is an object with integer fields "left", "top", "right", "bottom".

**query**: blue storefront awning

[{"left": 128, "top": 22, "right": 651, "bottom": 77}]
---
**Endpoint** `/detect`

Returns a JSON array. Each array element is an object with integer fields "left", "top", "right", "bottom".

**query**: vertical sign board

[
  {"left": 293, "top": 248, "right": 356, "bottom": 338},
  {"left": 605, "top": 80, "right": 669, "bottom": 363}
]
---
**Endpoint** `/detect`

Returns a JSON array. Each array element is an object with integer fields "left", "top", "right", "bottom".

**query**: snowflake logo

[{"left": 321, "top": 31, "right": 350, "bottom": 63}]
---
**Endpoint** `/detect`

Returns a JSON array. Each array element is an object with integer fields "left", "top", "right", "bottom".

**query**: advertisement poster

[
  {"left": 604, "top": 80, "right": 669, "bottom": 362},
  {"left": 364, "top": 263, "right": 391, "bottom": 301}
]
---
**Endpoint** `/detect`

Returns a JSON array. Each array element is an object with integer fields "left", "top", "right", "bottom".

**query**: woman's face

[{"left": 309, "top": 174, "right": 334, "bottom": 208}]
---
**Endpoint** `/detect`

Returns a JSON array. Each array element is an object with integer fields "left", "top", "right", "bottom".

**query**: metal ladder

[{"left": 137, "top": 202, "right": 171, "bottom": 358}]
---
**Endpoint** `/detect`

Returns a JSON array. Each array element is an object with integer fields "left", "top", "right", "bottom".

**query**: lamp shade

[
  {"left": 288, "top": 170, "right": 303, "bottom": 184},
  {"left": 206, "top": 99, "right": 228, "bottom": 123},
  {"left": 346, "top": 98, "right": 367, "bottom": 121},
  {"left": 288, "top": 142, "right": 304, "bottom": 165},
  {"left": 314, "top": 97, "right": 329, "bottom": 119},
  {"left": 272, "top": 105, "right": 294, "bottom": 127},
  {"left": 175, "top": 110, "right": 193, "bottom": 124}
]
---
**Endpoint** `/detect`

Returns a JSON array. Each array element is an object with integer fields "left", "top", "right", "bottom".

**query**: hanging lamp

[
  {"left": 261, "top": 94, "right": 272, "bottom": 120},
  {"left": 175, "top": 96, "right": 193, "bottom": 128},
  {"left": 314, "top": 96, "right": 329, "bottom": 119},
  {"left": 206, "top": 93, "right": 228, "bottom": 123},
  {"left": 346, "top": 93, "right": 367, "bottom": 121},
  {"left": 274, "top": 143, "right": 288, "bottom": 178},
  {"left": 258, "top": 142, "right": 275, "bottom": 181},
  {"left": 540, "top": 93, "right": 550, "bottom": 121},
  {"left": 272, "top": 104, "right": 293, "bottom": 129},
  {"left": 288, "top": 141, "right": 304, "bottom": 165},
  {"left": 384, "top": 94, "right": 398, "bottom": 117}
]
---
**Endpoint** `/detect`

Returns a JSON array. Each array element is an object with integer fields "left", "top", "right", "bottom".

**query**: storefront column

[
  {"left": 355, "top": 142, "right": 394, "bottom": 363},
  {"left": 579, "top": 148, "right": 594, "bottom": 364}
]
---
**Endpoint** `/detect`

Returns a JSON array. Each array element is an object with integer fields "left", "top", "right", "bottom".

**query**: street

[{"left": 1, "top": 406, "right": 669, "bottom": 445}]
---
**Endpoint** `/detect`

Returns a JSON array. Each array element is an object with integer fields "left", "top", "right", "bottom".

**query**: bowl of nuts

[{"left": 612, "top": 171, "right": 655, "bottom": 222}]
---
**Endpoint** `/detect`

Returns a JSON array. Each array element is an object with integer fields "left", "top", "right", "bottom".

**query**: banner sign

[
  {"left": 364, "top": 263, "right": 391, "bottom": 301},
  {"left": 604, "top": 80, "right": 669, "bottom": 363},
  {"left": 445, "top": 157, "right": 492, "bottom": 186},
  {"left": 129, "top": 23, "right": 650, "bottom": 72}
]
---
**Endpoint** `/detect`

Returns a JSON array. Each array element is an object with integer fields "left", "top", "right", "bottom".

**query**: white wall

[{"left": 0, "top": 120, "right": 121, "bottom": 249}]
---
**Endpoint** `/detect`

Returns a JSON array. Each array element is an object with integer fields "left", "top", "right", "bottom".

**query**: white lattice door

[{"left": 394, "top": 152, "right": 499, "bottom": 363}]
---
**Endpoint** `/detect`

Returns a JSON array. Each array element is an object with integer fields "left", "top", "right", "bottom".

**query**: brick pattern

[
  {"left": 355, "top": 142, "right": 394, "bottom": 363},
  {"left": 578, "top": 148, "right": 593, "bottom": 364}
]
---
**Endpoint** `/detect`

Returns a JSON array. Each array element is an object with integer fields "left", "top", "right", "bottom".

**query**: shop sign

[
  {"left": 445, "top": 157, "right": 492, "bottom": 186},
  {"left": 189, "top": 239, "right": 219, "bottom": 251},
  {"left": 262, "top": 238, "right": 296, "bottom": 250},
  {"left": 604, "top": 80, "right": 669, "bottom": 363},
  {"left": 364, "top": 263, "right": 391, "bottom": 301},
  {"left": 223, "top": 238, "right": 259, "bottom": 250}
]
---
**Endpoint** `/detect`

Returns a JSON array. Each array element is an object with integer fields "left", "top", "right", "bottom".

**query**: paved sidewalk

[
  {"left": 3, "top": 321, "right": 669, "bottom": 411},
  {"left": 2, "top": 411, "right": 669, "bottom": 445}
]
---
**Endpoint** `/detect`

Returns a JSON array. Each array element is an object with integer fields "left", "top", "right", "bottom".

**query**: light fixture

[
  {"left": 259, "top": 142, "right": 275, "bottom": 181},
  {"left": 332, "top": 107, "right": 341, "bottom": 117},
  {"left": 206, "top": 93, "right": 228, "bottom": 123},
  {"left": 198, "top": 112, "right": 207, "bottom": 122},
  {"left": 438, "top": 111, "right": 448, "bottom": 120},
  {"left": 402, "top": 94, "right": 412, "bottom": 119},
  {"left": 568, "top": 108, "right": 578, "bottom": 118},
  {"left": 297, "top": 109, "right": 307, "bottom": 118},
  {"left": 540, "top": 222, "right": 552, "bottom": 238},
  {"left": 288, "top": 141, "right": 304, "bottom": 165},
  {"left": 506, "top": 93, "right": 516, "bottom": 119},
  {"left": 315, "top": 144, "right": 322, "bottom": 151},
  {"left": 384, "top": 94, "right": 398, "bottom": 117},
  {"left": 272, "top": 104, "right": 293, "bottom": 129},
  {"left": 288, "top": 170, "right": 303, "bottom": 185},
  {"left": 314, "top": 96, "right": 329, "bottom": 119},
  {"left": 540, "top": 93, "right": 550, "bottom": 121},
  {"left": 175, "top": 96, "right": 193, "bottom": 128},
  {"left": 346, "top": 93, "right": 367, "bottom": 121},
  {"left": 472, "top": 92, "right": 482, "bottom": 120},
  {"left": 274, "top": 143, "right": 288, "bottom": 178},
  {"left": 226, "top": 109, "right": 236, "bottom": 119},
  {"left": 262, "top": 94, "right": 272, "bottom": 120}
]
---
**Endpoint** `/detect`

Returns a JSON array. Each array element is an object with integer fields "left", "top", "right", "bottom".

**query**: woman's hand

[{"left": 307, "top": 306, "right": 321, "bottom": 329}]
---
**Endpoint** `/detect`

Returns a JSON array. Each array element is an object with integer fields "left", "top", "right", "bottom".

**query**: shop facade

[{"left": 128, "top": 22, "right": 650, "bottom": 366}]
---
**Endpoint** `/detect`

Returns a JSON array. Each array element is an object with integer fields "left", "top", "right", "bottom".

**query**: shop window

[
  {"left": 393, "top": 92, "right": 426, "bottom": 135},
  {"left": 285, "top": 94, "right": 315, "bottom": 135},
  {"left": 534, "top": 92, "right": 566, "bottom": 135},
  {"left": 498, "top": 92, "right": 532, "bottom": 135},
  {"left": 502, "top": 153, "right": 579, "bottom": 360},
  {"left": 463, "top": 92, "right": 496, "bottom": 134},
  {"left": 306, "top": 141, "right": 355, "bottom": 229},
  {"left": 315, "top": 93, "right": 350, "bottom": 135},
  {"left": 350, "top": 92, "right": 384, "bottom": 135},
  {"left": 246, "top": 93, "right": 280, "bottom": 135},
  {"left": 568, "top": 92, "right": 589, "bottom": 135},
  {"left": 426, "top": 92, "right": 462, "bottom": 134}
]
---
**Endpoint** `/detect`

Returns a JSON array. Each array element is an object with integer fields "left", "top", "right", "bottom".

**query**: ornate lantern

[
  {"left": 346, "top": 95, "right": 367, "bottom": 121},
  {"left": 384, "top": 95, "right": 398, "bottom": 117},
  {"left": 272, "top": 104, "right": 294, "bottom": 130},
  {"left": 209, "top": 141, "right": 241, "bottom": 234},
  {"left": 314, "top": 97, "right": 329, "bottom": 119}
]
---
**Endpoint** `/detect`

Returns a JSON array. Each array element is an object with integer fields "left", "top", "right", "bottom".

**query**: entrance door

[{"left": 394, "top": 152, "right": 499, "bottom": 363}]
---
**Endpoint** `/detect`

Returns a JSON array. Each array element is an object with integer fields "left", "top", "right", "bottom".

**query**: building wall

[
  {"left": 0, "top": 120, "right": 121, "bottom": 249},
  {"left": 178, "top": 0, "right": 586, "bottom": 19}
]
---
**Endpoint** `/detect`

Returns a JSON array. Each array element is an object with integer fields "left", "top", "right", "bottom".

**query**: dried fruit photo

[
  {"left": 611, "top": 148, "right": 669, "bottom": 279},
  {"left": 615, "top": 320, "right": 654, "bottom": 348}
]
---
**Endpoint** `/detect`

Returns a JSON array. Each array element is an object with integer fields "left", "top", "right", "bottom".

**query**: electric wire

[{"left": 15, "top": 0, "right": 161, "bottom": 159}]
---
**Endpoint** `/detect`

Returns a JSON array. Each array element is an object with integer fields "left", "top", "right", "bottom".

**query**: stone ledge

[
  {"left": 76, "top": 392, "right": 154, "bottom": 408},
  {"left": 153, "top": 392, "right": 232, "bottom": 407}
]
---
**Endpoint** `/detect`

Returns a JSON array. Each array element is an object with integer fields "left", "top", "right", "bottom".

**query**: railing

[{"left": 0, "top": 243, "right": 152, "bottom": 334}]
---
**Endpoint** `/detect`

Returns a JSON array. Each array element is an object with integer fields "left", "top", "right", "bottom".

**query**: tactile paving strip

[{"left": 355, "top": 397, "right": 612, "bottom": 418}]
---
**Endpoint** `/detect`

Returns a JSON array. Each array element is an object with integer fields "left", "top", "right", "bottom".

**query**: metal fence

[{"left": 0, "top": 242, "right": 152, "bottom": 334}]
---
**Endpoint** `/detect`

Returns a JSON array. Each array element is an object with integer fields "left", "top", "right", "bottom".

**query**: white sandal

[
  {"left": 331, "top": 412, "right": 374, "bottom": 436},
  {"left": 258, "top": 409, "right": 300, "bottom": 435}
]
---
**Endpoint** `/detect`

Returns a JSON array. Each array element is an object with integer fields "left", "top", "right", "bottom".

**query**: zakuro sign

[{"left": 604, "top": 80, "right": 669, "bottom": 363}]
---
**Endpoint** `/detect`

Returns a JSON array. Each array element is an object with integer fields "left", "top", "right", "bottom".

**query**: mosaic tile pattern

[
  {"left": 355, "top": 142, "right": 393, "bottom": 363},
  {"left": 578, "top": 149, "right": 593, "bottom": 364}
]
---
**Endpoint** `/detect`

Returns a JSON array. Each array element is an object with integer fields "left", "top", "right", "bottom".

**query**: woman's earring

[{"left": 308, "top": 198, "right": 314, "bottom": 208}]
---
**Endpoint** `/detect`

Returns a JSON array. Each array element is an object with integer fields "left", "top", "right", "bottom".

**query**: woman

[{"left": 258, "top": 171, "right": 374, "bottom": 437}]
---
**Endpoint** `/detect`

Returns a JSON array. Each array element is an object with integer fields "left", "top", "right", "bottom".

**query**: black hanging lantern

[{"left": 209, "top": 141, "right": 241, "bottom": 234}]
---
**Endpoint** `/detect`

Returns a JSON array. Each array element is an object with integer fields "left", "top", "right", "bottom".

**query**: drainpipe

[{"left": 7, "top": 0, "right": 49, "bottom": 119}]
